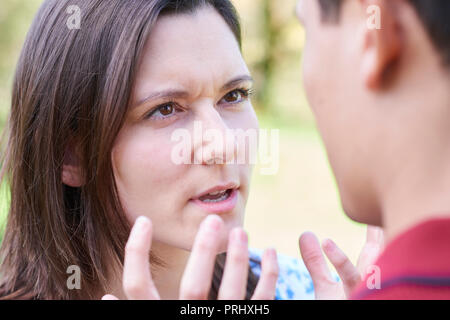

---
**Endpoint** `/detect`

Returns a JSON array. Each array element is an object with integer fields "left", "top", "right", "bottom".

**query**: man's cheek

[
  {"left": 301, "top": 50, "right": 316, "bottom": 100},
  {"left": 303, "top": 73, "right": 318, "bottom": 113}
]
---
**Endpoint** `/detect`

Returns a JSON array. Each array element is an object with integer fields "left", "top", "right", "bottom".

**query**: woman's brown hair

[{"left": 0, "top": 0, "right": 258, "bottom": 300}]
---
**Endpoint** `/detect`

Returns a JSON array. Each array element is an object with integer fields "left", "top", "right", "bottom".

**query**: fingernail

[
  {"left": 323, "top": 238, "right": 335, "bottom": 251},
  {"left": 266, "top": 248, "right": 277, "bottom": 259},
  {"left": 204, "top": 215, "right": 222, "bottom": 231},
  {"left": 135, "top": 216, "right": 150, "bottom": 231},
  {"left": 231, "top": 228, "right": 248, "bottom": 245}
]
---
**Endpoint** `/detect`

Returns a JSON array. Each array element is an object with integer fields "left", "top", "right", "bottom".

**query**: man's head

[{"left": 296, "top": 0, "right": 450, "bottom": 226}]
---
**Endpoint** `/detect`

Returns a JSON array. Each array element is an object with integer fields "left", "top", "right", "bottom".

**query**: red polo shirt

[{"left": 351, "top": 218, "right": 450, "bottom": 300}]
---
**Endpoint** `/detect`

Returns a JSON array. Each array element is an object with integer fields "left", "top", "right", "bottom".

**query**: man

[{"left": 295, "top": 0, "right": 450, "bottom": 299}]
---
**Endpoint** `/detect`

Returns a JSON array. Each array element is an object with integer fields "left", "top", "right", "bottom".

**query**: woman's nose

[{"left": 192, "top": 108, "right": 237, "bottom": 166}]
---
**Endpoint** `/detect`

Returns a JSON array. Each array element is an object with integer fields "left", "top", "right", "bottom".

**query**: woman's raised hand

[
  {"left": 298, "top": 226, "right": 384, "bottom": 300},
  {"left": 102, "top": 215, "right": 279, "bottom": 300}
]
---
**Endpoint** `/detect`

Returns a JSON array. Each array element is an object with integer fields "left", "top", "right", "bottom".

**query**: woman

[{"left": 0, "top": 0, "right": 297, "bottom": 300}]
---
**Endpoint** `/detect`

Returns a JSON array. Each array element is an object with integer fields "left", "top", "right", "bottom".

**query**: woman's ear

[
  {"left": 62, "top": 142, "right": 84, "bottom": 187},
  {"left": 360, "top": 0, "right": 402, "bottom": 89}
]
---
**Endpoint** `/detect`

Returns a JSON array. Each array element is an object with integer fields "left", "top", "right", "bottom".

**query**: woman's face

[{"left": 112, "top": 6, "right": 258, "bottom": 251}]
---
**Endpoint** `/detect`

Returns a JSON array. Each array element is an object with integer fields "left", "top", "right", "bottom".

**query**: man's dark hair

[{"left": 318, "top": 0, "right": 450, "bottom": 66}]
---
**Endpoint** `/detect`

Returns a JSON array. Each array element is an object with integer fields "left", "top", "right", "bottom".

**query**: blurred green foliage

[
  {"left": 235, "top": 0, "right": 314, "bottom": 127},
  {"left": 0, "top": 0, "right": 42, "bottom": 127}
]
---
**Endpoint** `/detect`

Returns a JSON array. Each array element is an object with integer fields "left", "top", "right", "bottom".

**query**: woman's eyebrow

[
  {"left": 133, "top": 75, "right": 253, "bottom": 109},
  {"left": 222, "top": 75, "right": 254, "bottom": 91},
  {"left": 133, "top": 90, "right": 189, "bottom": 109}
]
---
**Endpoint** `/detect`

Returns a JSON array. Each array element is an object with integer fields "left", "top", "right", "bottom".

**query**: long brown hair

[{"left": 0, "top": 0, "right": 258, "bottom": 300}]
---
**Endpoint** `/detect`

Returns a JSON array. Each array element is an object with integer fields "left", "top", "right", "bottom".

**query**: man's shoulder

[
  {"left": 352, "top": 217, "right": 450, "bottom": 300},
  {"left": 353, "top": 281, "right": 450, "bottom": 300}
]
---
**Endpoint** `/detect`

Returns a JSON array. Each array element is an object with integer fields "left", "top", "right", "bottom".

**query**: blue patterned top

[{"left": 249, "top": 248, "right": 315, "bottom": 300}]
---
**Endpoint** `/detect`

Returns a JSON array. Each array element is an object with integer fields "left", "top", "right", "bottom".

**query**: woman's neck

[{"left": 151, "top": 241, "right": 191, "bottom": 300}]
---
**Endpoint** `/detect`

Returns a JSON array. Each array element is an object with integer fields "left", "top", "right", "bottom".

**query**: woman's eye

[
  {"left": 146, "top": 103, "right": 181, "bottom": 120},
  {"left": 220, "top": 89, "right": 251, "bottom": 105},
  {"left": 158, "top": 104, "right": 174, "bottom": 116}
]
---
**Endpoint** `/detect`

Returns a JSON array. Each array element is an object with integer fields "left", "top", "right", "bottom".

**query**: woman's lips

[{"left": 191, "top": 188, "right": 238, "bottom": 214}]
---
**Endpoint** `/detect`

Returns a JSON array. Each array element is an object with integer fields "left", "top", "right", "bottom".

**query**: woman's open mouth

[
  {"left": 191, "top": 185, "right": 239, "bottom": 214},
  {"left": 198, "top": 189, "right": 233, "bottom": 203}
]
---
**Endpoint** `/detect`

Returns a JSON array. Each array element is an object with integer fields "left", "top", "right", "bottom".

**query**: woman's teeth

[
  {"left": 192, "top": 187, "right": 238, "bottom": 213},
  {"left": 199, "top": 189, "right": 231, "bottom": 203}
]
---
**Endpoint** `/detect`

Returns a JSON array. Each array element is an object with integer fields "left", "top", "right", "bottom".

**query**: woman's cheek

[
  {"left": 131, "top": 136, "right": 180, "bottom": 186},
  {"left": 113, "top": 131, "right": 185, "bottom": 222},
  {"left": 113, "top": 128, "right": 174, "bottom": 193}
]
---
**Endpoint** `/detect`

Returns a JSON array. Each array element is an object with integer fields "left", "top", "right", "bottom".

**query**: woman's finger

[
  {"left": 299, "top": 232, "right": 335, "bottom": 290},
  {"left": 102, "top": 294, "right": 119, "bottom": 300},
  {"left": 218, "top": 228, "right": 249, "bottom": 300},
  {"left": 251, "top": 248, "right": 279, "bottom": 300},
  {"left": 322, "top": 238, "right": 361, "bottom": 296},
  {"left": 179, "top": 215, "right": 224, "bottom": 300},
  {"left": 366, "top": 226, "right": 384, "bottom": 247},
  {"left": 123, "top": 216, "right": 160, "bottom": 300}
]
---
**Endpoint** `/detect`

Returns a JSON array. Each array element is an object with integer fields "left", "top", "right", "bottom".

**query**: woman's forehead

[
  {"left": 139, "top": 6, "right": 244, "bottom": 71},
  {"left": 131, "top": 6, "right": 248, "bottom": 100}
]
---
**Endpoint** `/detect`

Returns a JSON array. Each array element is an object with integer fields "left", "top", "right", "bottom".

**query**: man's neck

[
  {"left": 378, "top": 76, "right": 450, "bottom": 243},
  {"left": 381, "top": 156, "right": 450, "bottom": 243}
]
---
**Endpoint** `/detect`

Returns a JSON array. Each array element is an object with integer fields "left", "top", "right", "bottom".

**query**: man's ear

[
  {"left": 360, "top": 0, "right": 402, "bottom": 89},
  {"left": 62, "top": 141, "right": 84, "bottom": 187}
]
